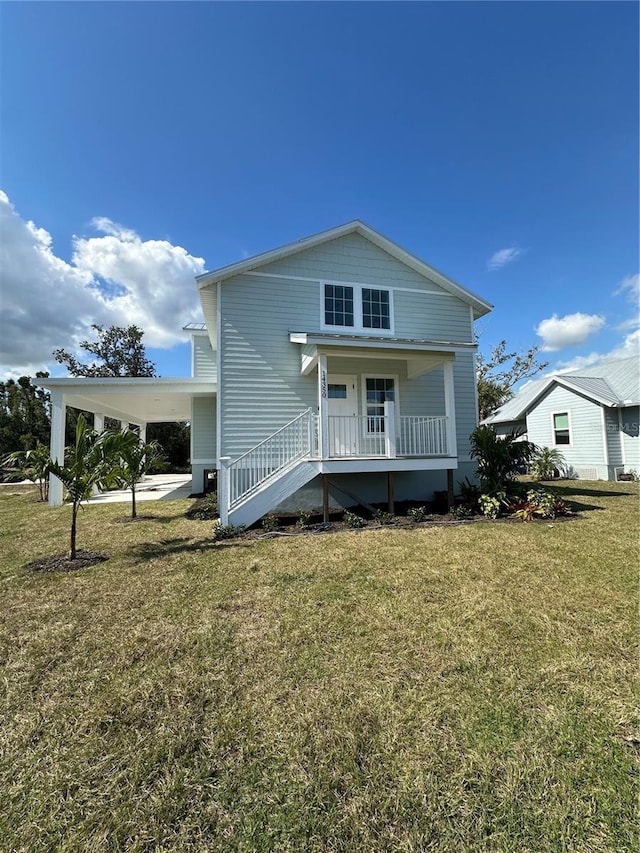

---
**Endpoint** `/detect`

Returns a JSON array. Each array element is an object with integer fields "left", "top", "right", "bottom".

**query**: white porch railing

[
  {"left": 327, "top": 412, "right": 449, "bottom": 458},
  {"left": 223, "top": 408, "right": 316, "bottom": 511},
  {"left": 397, "top": 416, "right": 448, "bottom": 456}
]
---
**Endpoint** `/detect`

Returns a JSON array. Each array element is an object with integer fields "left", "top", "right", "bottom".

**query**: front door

[{"left": 327, "top": 374, "right": 358, "bottom": 456}]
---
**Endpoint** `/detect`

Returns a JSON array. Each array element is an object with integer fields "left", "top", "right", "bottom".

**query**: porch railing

[
  {"left": 328, "top": 413, "right": 448, "bottom": 458},
  {"left": 223, "top": 408, "right": 316, "bottom": 510},
  {"left": 397, "top": 416, "right": 448, "bottom": 456}
]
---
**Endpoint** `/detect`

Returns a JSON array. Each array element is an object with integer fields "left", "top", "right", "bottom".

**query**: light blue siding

[
  {"left": 218, "top": 234, "right": 480, "bottom": 484},
  {"left": 604, "top": 407, "right": 623, "bottom": 468},
  {"left": 526, "top": 385, "right": 607, "bottom": 477},
  {"left": 191, "top": 396, "right": 216, "bottom": 461},
  {"left": 621, "top": 405, "right": 639, "bottom": 469},
  {"left": 192, "top": 335, "right": 216, "bottom": 379}
]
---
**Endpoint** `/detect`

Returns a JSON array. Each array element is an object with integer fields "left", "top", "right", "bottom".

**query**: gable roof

[
  {"left": 484, "top": 355, "right": 640, "bottom": 423},
  {"left": 196, "top": 220, "right": 493, "bottom": 319}
]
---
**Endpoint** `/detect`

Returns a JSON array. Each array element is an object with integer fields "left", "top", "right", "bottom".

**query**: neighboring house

[
  {"left": 484, "top": 356, "right": 640, "bottom": 481},
  {"left": 40, "top": 221, "right": 493, "bottom": 525}
]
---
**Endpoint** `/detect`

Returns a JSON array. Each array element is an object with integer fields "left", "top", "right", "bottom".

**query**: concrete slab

[{"left": 83, "top": 474, "right": 194, "bottom": 505}]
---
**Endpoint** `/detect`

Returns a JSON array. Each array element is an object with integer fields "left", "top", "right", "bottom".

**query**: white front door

[{"left": 327, "top": 374, "right": 358, "bottom": 456}]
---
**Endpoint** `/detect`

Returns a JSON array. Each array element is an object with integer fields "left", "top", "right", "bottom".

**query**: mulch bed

[{"left": 24, "top": 551, "right": 109, "bottom": 573}]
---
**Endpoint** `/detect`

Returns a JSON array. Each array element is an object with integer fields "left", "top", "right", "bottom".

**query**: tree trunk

[
  {"left": 131, "top": 484, "right": 136, "bottom": 519},
  {"left": 69, "top": 503, "right": 78, "bottom": 560}
]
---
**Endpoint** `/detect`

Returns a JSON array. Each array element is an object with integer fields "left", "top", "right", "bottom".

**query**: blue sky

[{"left": 1, "top": 1, "right": 638, "bottom": 380}]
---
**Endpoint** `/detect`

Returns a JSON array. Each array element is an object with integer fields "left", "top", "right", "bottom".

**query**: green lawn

[{"left": 1, "top": 482, "right": 638, "bottom": 852}]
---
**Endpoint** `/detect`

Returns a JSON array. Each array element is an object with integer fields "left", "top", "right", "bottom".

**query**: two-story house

[{"left": 41, "top": 221, "right": 492, "bottom": 525}]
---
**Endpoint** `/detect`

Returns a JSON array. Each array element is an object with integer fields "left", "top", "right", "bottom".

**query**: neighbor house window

[
  {"left": 322, "top": 283, "right": 393, "bottom": 333},
  {"left": 366, "top": 377, "right": 395, "bottom": 432},
  {"left": 553, "top": 412, "right": 571, "bottom": 445},
  {"left": 324, "top": 284, "right": 354, "bottom": 328}
]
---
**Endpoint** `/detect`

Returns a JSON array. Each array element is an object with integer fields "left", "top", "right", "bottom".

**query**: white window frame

[
  {"left": 320, "top": 280, "right": 394, "bottom": 334},
  {"left": 551, "top": 410, "right": 572, "bottom": 447},
  {"left": 361, "top": 373, "right": 400, "bottom": 433}
]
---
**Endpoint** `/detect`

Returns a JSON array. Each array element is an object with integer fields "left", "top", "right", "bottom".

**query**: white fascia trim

[
  {"left": 196, "top": 220, "right": 493, "bottom": 317},
  {"left": 290, "top": 332, "right": 475, "bottom": 354},
  {"left": 35, "top": 377, "right": 216, "bottom": 393},
  {"left": 318, "top": 457, "right": 458, "bottom": 474}
]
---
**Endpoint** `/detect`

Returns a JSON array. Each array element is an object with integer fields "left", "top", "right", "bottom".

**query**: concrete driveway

[{"left": 84, "top": 474, "right": 194, "bottom": 505}]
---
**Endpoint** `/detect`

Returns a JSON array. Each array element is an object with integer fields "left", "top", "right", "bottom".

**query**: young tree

[
  {"left": 48, "top": 416, "right": 118, "bottom": 560},
  {"left": 53, "top": 324, "right": 157, "bottom": 377},
  {"left": 3, "top": 443, "right": 52, "bottom": 501},
  {"left": 105, "top": 429, "right": 165, "bottom": 519},
  {"left": 476, "top": 340, "right": 548, "bottom": 422},
  {"left": 470, "top": 425, "right": 536, "bottom": 493}
]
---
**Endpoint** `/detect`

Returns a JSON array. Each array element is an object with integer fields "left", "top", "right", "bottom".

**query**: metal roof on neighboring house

[{"left": 484, "top": 355, "right": 640, "bottom": 423}]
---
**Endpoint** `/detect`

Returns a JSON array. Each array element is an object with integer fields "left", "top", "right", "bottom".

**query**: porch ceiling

[
  {"left": 35, "top": 378, "right": 216, "bottom": 426},
  {"left": 290, "top": 333, "right": 465, "bottom": 379}
]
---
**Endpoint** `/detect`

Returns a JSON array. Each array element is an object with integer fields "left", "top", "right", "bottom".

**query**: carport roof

[{"left": 35, "top": 377, "right": 216, "bottom": 426}]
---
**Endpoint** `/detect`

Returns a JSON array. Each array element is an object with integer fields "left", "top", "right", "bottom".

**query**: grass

[{"left": 0, "top": 481, "right": 638, "bottom": 852}]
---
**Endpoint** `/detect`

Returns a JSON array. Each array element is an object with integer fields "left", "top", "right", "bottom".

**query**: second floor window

[{"left": 323, "top": 283, "right": 392, "bottom": 332}]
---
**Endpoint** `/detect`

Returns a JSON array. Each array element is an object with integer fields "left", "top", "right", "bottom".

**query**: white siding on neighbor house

[
  {"left": 621, "top": 405, "right": 639, "bottom": 469},
  {"left": 191, "top": 396, "right": 216, "bottom": 461},
  {"left": 526, "top": 385, "right": 607, "bottom": 476},
  {"left": 604, "top": 407, "right": 623, "bottom": 468},
  {"left": 192, "top": 335, "right": 217, "bottom": 379}
]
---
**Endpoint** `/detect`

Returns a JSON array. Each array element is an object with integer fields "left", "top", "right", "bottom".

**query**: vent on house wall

[{"left": 572, "top": 467, "right": 599, "bottom": 480}]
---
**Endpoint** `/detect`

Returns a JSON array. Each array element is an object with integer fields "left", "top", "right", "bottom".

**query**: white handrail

[{"left": 226, "top": 408, "right": 315, "bottom": 510}]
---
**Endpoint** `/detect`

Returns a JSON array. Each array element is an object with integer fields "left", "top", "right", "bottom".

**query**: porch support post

[
  {"left": 384, "top": 401, "right": 397, "bottom": 458},
  {"left": 447, "top": 469, "right": 454, "bottom": 511},
  {"left": 443, "top": 360, "right": 457, "bottom": 457},
  {"left": 219, "top": 457, "right": 231, "bottom": 525},
  {"left": 139, "top": 424, "right": 147, "bottom": 445},
  {"left": 387, "top": 472, "right": 395, "bottom": 514},
  {"left": 49, "top": 390, "right": 66, "bottom": 506},
  {"left": 318, "top": 354, "right": 329, "bottom": 459},
  {"left": 322, "top": 474, "right": 330, "bottom": 523},
  {"left": 93, "top": 413, "right": 105, "bottom": 433}
]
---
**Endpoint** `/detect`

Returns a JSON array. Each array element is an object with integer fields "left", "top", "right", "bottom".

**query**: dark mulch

[{"left": 24, "top": 551, "right": 109, "bottom": 573}]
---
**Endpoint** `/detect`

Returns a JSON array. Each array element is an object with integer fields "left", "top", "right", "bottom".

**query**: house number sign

[{"left": 320, "top": 369, "right": 327, "bottom": 399}]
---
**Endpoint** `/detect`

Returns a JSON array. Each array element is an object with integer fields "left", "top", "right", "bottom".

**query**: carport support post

[
  {"left": 93, "top": 413, "right": 105, "bottom": 434},
  {"left": 48, "top": 390, "right": 66, "bottom": 506}
]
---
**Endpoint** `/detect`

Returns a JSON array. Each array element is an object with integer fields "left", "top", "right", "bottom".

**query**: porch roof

[
  {"left": 35, "top": 377, "right": 216, "bottom": 426},
  {"left": 289, "top": 331, "right": 475, "bottom": 378}
]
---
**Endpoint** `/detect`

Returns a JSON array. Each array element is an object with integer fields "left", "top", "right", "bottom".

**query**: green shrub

[
  {"left": 343, "top": 510, "right": 367, "bottom": 528},
  {"left": 185, "top": 493, "right": 218, "bottom": 520},
  {"left": 261, "top": 514, "right": 280, "bottom": 533},
  {"left": 212, "top": 521, "right": 245, "bottom": 541},
  {"left": 373, "top": 509, "right": 397, "bottom": 525},
  {"left": 451, "top": 504, "right": 472, "bottom": 519},
  {"left": 407, "top": 505, "right": 427, "bottom": 523},
  {"left": 479, "top": 492, "right": 504, "bottom": 519},
  {"left": 296, "top": 510, "right": 313, "bottom": 530},
  {"left": 530, "top": 447, "right": 566, "bottom": 480}
]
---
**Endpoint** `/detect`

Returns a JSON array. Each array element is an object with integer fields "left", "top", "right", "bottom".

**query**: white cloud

[
  {"left": 552, "top": 329, "right": 640, "bottom": 374},
  {"left": 0, "top": 192, "right": 206, "bottom": 377},
  {"left": 613, "top": 273, "right": 640, "bottom": 304},
  {"left": 535, "top": 312, "right": 606, "bottom": 351},
  {"left": 487, "top": 247, "right": 522, "bottom": 271}
]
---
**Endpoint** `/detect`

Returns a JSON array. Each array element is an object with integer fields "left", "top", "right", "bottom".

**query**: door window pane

[
  {"left": 366, "top": 378, "right": 394, "bottom": 432},
  {"left": 328, "top": 384, "right": 347, "bottom": 399}
]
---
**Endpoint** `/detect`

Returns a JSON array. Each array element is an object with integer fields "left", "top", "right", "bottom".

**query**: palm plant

[
  {"left": 48, "top": 416, "right": 117, "bottom": 559},
  {"left": 530, "top": 446, "right": 566, "bottom": 481},
  {"left": 470, "top": 425, "right": 537, "bottom": 492},
  {"left": 105, "top": 429, "right": 164, "bottom": 519},
  {"left": 4, "top": 442, "right": 51, "bottom": 501}
]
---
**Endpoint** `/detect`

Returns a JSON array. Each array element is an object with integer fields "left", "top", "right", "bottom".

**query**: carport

[{"left": 36, "top": 377, "right": 216, "bottom": 505}]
